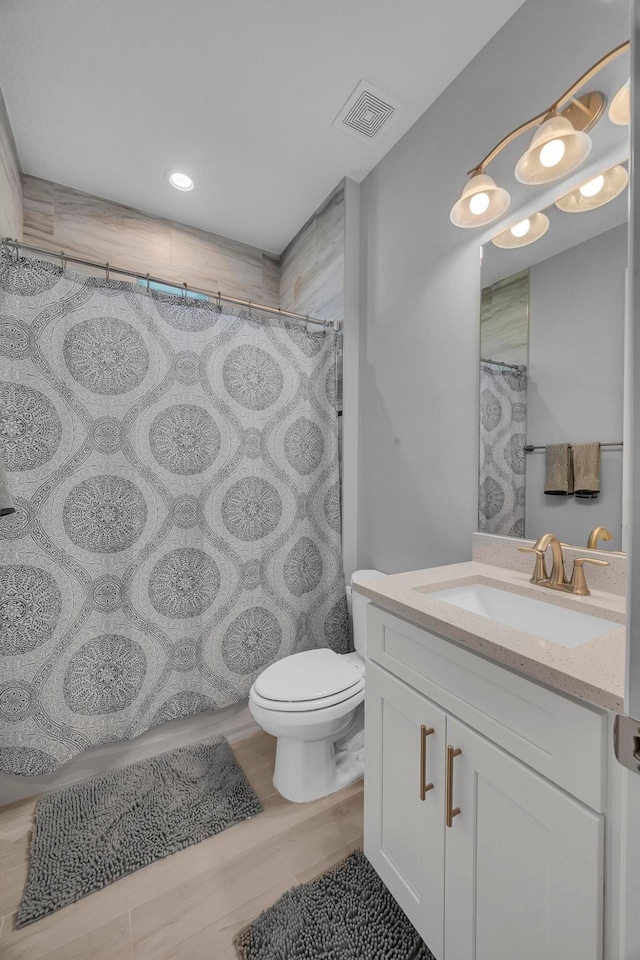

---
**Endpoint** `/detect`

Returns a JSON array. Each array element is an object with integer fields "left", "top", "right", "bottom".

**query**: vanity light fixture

[
  {"left": 449, "top": 172, "right": 510, "bottom": 227},
  {"left": 514, "top": 115, "right": 591, "bottom": 185},
  {"left": 450, "top": 40, "right": 629, "bottom": 229},
  {"left": 168, "top": 172, "right": 195, "bottom": 192},
  {"left": 555, "top": 164, "right": 628, "bottom": 213},
  {"left": 491, "top": 211, "right": 549, "bottom": 249},
  {"left": 609, "top": 80, "right": 630, "bottom": 125}
]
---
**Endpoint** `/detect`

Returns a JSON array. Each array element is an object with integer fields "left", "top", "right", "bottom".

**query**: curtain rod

[
  {"left": 480, "top": 357, "right": 524, "bottom": 371},
  {"left": 1, "top": 238, "right": 340, "bottom": 332},
  {"left": 524, "top": 442, "right": 623, "bottom": 452}
]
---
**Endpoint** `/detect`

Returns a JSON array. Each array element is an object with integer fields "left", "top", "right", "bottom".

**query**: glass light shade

[
  {"left": 491, "top": 211, "right": 549, "bottom": 249},
  {"left": 515, "top": 116, "right": 592, "bottom": 185},
  {"left": 555, "top": 164, "right": 628, "bottom": 213},
  {"left": 609, "top": 81, "right": 630, "bottom": 125},
  {"left": 450, "top": 172, "right": 510, "bottom": 228}
]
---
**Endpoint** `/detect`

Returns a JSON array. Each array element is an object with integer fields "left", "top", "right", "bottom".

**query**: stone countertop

[{"left": 354, "top": 561, "right": 626, "bottom": 712}]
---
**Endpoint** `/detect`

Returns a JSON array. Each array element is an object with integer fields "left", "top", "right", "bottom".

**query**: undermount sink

[{"left": 426, "top": 582, "right": 616, "bottom": 648}]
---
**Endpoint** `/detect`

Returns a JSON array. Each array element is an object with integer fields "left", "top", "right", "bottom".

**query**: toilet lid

[{"left": 254, "top": 649, "right": 362, "bottom": 702}]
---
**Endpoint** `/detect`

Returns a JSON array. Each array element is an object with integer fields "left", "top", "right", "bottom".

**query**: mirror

[{"left": 478, "top": 169, "right": 628, "bottom": 552}]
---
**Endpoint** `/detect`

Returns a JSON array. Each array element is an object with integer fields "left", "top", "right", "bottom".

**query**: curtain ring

[
  {"left": 216, "top": 290, "right": 222, "bottom": 311},
  {"left": 146, "top": 273, "right": 151, "bottom": 292},
  {"left": 182, "top": 282, "right": 188, "bottom": 301},
  {"left": 59, "top": 250, "right": 65, "bottom": 271},
  {"left": 305, "top": 315, "right": 310, "bottom": 335},
  {"left": 105, "top": 262, "right": 110, "bottom": 282}
]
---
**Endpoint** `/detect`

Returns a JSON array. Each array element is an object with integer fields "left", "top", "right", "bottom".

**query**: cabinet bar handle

[
  {"left": 445, "top": 745, "right": 462, "bottom": 827},
  {"left": 419, "top": 725, "right": 435, "bottom": 800}
]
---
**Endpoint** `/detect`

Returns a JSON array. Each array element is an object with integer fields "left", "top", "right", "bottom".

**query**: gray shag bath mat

[
  {"left": 234, "top": 850, "right": 434, "bottom": 960},
  {"left": 17, "top": 735, "right": 262, "bottom": 927}
]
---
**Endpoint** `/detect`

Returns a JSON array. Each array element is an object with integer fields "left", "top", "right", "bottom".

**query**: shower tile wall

[
  {"left": 21, "top": 176, "right": 280, "bottom": 303},
  {"left": 480, "top": 271, "right": 529, "bottom": 367},
  {"left": 279, "top": 183, "right": 345, "bottom": 325}
]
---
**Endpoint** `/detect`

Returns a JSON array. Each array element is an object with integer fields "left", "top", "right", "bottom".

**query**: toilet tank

[{"left": 350, "top": 569, "right": 386, "bottom": 658}]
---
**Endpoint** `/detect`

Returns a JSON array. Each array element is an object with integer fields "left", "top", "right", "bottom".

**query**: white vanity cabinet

[{"left": 364, "top": 605, "right": 606, "bottom": 960}]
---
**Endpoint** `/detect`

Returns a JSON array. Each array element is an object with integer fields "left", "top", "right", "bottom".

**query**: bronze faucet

[
  {"left": 519, "top": 533, "right": 609, "bottom": 596},
  {"left": 587, "top": 526, "right": 613, "bottom": 550}
]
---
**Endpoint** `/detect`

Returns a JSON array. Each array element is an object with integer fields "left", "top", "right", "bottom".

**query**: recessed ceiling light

[{"left": 168, "top": 172, "right": 194, "bottom": 192}]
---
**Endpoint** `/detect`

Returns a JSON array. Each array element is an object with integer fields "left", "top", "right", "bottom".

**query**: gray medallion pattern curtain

[
  {"left": 478, "top": 361, "right": 527, "bottom": 537},
  {"left": 0, "top": 251, "right": 348, "bottom": 776}
]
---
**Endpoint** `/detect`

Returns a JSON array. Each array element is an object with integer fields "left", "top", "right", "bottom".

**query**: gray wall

[
  {"left": 525, "top": 224, "right": 627, "bottom": 550},
  {"left": 357, "top": 0, "right": 629, "bottom": 574}
]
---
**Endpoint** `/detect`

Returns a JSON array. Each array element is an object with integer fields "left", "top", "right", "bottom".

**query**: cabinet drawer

[{"left": 366, "top": 605, "right": 606, "bottom": 811}]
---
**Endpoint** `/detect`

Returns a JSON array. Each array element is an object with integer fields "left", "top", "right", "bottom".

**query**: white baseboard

[{"left": 0, "top": 701, "right": 259, "bottom": 807}]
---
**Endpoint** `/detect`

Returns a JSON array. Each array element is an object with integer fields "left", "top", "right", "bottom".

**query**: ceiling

[{"left": 0, "top": 0, "right": 525, "bottom": 254}]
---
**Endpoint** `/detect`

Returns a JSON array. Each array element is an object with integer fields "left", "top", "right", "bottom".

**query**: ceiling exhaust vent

[{"left": 333, "top": 80, "right": 403, "bottom": 143}]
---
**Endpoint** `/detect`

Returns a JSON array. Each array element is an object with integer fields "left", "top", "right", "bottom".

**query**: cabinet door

[
  {"left": 365, "top": 661, "right": 446, "bottom": 959},
  {"left": 443, "top": 717, "right": 604, "bottom": 960}
]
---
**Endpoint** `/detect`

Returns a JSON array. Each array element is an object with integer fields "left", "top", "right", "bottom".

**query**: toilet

[{"left": 248, "top": 570, "right": 385, "bottom": 802}]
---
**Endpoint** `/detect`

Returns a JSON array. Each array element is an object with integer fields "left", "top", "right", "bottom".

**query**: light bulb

[
  {"left": 579, "top": 175, "right": 605, "bottom": 198},
  {"left": 510, "top": 219, "right": 531, "bottom": 238},
  {"left": 469, "top": 192, "right": 490, "bottom": 216},
  {"left": 168, "top": 172, "right": 194, "bottom": 191},
  {"left": 539, "top": 139, "right": 566, "bottom": 168}
]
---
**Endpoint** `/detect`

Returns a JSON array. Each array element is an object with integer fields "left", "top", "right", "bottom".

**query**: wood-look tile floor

[{"left": 0, "top": 732, "right": 364, "bottom": 960}]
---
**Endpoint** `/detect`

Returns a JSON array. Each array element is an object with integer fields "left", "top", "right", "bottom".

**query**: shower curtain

[
  {"left": 0, "top": 250, "right": 348, "bottom": 776},
  {"left": 478, "top": 361, "right": 527, "bottom": 537}
]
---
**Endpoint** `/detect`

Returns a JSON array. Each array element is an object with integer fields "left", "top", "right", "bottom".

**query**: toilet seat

[
  {"left": 250, "top": 677, "right": 365, "bottom": 713},
  {"left": 250, "top": 648, "right": 365, "bottom": 714},
  {"left": 254, "top": 648, "right": 363, "bottom": 704}
]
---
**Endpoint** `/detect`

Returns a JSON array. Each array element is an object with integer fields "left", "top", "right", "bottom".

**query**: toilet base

[{"left": 272, "top": 703, "right": 364, "bottom": 803}]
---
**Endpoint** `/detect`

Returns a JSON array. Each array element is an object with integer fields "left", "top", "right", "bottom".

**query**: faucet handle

[
  {"left": 518, "top": 546, "right": 548, "bottom": 584},
  {"left": 570, "top": 557, "right": 610, "bottom": 596}
]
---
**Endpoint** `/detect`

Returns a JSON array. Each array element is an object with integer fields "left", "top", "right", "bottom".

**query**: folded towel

[
  {"left": 573, "top": 442, "right": 600, "bottom": 499},
  {"left": 0, "top": 451, "right": 14, "bottom": 516},
  {"left": 545, "top": 444, "right": 574, "bottom": 495}
]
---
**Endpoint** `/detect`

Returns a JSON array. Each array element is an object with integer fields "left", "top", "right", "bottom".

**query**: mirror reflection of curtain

[{"left": 478, "top": 362, "right": 527, "bottom": 536}]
